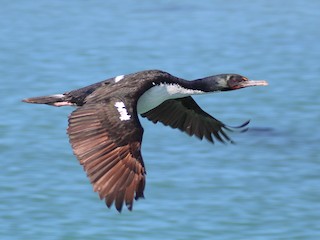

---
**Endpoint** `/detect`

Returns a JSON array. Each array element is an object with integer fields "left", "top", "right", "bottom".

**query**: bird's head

[
  {"left": 225, "top": 74, "right": 268, "bottom": 90},
  {"left": 197, "top": 74, "right": 268, "bottom": 92}
]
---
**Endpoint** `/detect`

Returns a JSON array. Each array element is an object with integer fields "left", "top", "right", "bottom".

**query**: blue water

[{"left": 1, "top": 1, "right": 320, "bottom": 239}]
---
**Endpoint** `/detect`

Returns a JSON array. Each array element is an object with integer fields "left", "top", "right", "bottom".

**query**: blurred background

[{"left": 1, "top": 1, "right": 319, "bottom": 239}]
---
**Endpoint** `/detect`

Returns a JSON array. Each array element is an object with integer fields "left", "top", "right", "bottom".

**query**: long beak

[{"left": 240, "top": 80, "right": 268, "bottom": 87}]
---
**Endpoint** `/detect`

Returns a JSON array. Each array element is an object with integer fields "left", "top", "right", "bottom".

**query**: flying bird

[{"left": 23, "top": 69, "right": 268, "bottom": 212}]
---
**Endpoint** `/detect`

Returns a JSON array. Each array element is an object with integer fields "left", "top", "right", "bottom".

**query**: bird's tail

[{"left": 22, "top": 94, "right": 73, "bottom": 107}]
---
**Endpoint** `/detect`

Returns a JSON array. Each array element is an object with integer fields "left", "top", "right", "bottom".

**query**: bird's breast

[{"left": 137, "top": 83, "right": 204, "bottom": 114}]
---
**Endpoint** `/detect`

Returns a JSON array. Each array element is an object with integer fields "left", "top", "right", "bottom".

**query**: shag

[{"left": 23, "top": 70, "right": 268, "bottom": 212}]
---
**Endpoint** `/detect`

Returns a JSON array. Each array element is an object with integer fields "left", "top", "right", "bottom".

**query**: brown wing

[
  {"left": 141, "top": 97, "right": 249, "bottom": 143},
  {"left": 67, "top": 101, "right": 145, "bottom": 212}
]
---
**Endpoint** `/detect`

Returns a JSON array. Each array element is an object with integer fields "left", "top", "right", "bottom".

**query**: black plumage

[{"left": 23, "top": 69, "right": 267, "bottom": 212}]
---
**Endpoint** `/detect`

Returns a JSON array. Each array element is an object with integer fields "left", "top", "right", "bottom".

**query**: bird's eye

[{"left": 229, "top": 75, "right": 235, "bottom": 81}]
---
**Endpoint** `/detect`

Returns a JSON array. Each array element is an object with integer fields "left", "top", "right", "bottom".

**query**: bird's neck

[
  {"left": 186, "top": 76, "right": 229, "bottom": 92},
  {"left": 136, "top": 75, "right": 229, "bottom": 114}
]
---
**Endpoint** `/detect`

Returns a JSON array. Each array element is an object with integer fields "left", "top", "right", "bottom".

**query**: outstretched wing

[
  {"left": 141, "top": 96, "right": 249, "bottom": 143},
  {"left": 67, "top": 99, "right": 145, "bottom": 212}
]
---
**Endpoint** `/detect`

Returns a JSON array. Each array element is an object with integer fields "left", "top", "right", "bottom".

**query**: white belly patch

[{"left": 137, "top": 83, "right": 204, "bottom": 114}]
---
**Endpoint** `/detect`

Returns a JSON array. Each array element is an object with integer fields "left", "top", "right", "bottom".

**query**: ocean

[{"left": 1, "top": 1, "right": 319, "bottom": 239}]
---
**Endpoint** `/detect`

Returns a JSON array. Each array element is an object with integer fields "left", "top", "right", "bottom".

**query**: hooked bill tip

[
  {"left": 239, "top": 80, "right": 268, "bottom": 88},
  {"left": 250, "top": 80, "right": 268, "bottom": 86}
]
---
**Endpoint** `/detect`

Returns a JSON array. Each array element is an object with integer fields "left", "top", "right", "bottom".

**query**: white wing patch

[
  {"left": 114, "top": 101, "right": 131, "bottom": 121},
  {"left": 114, "top": 75, "right": 125, "bottom": 83}
]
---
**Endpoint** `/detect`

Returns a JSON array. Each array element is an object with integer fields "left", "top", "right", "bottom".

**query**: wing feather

[
  {"left": 68, "top": 102, "right": 145, "bottom": 212},
  {"left": 141, "top": 97, "right": 249, "bottom": 144}
]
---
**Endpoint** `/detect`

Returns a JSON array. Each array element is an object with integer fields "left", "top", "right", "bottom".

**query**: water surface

[{"left": 1, "top": 1, "right": 319, "bottom": 239}]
